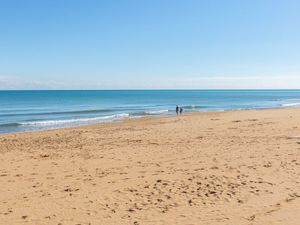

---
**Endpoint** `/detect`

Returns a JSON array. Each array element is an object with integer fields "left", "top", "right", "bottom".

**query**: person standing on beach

[
  {"left": 180, "top": 107, "right": 183, "bottom": 115},
  {"left": 176, "top": 105, "right": 179, "bottom": 115}
]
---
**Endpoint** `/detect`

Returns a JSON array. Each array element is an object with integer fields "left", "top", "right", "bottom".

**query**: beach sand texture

[{"left": 0, "top": 108, "right": 300, "bottom": 225}]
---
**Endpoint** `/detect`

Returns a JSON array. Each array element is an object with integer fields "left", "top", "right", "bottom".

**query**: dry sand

[{"left": 0, "top": 108, "right": 300, "bottom": 225}]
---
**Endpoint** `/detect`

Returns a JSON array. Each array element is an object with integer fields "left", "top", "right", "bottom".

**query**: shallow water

[{"left": 1, "top": 90, "right": 300, "bottom": 133}]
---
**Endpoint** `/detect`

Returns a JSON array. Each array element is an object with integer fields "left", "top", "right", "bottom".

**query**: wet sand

[{"left": 0, "top": 108, "right": 300, "bottom": 225}]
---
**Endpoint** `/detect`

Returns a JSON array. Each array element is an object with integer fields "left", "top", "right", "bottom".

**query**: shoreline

[
  {"left": 0, "top": 106, "right": 296, "bottom": 136},
  {"left": 1, "top": 107, "right": 300, "bottom": 224}
]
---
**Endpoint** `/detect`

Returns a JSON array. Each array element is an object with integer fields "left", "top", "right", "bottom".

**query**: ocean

[{"left": 1, "top": 90, "right": 300, "bottom": 134}]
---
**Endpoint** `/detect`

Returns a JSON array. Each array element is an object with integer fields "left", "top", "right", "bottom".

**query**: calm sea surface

[{"left": 1, "top": 90, "right": 300, "bottom": 134}]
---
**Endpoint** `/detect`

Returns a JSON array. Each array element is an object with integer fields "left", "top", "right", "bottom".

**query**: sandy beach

[{"left": 0, "top": 108, "right": 300, "bottom": 225}]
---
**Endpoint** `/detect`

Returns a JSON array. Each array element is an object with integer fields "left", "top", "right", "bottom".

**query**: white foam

[
  {"left": 20, "top": 113, "right": 129, "bottom": 127},
  {"left": 282, "top": 103, "right": 300, "bottom": 107},
  {"left": 145, "top": 109, "right": 169, "bottom": 115}
]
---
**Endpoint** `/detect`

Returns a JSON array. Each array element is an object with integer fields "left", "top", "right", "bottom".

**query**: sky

[{"left": 0, "top": 0, "right": 300, "bottom": 89}]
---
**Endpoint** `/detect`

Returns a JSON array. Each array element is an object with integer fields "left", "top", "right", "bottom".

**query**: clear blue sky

[{"left": 0, "top": 0, "right": 299, "bottom": 89}]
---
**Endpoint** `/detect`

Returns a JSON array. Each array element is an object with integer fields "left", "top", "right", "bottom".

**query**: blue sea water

[{"left": 1, "top": 90, "right": 300, "bottom": 134}]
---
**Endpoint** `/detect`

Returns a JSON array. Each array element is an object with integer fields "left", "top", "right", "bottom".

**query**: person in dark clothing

[
  {"left": 180, "top": 107, "right": 183, "bottom": 115},
  {"left": 176, "top": 105, "right": 179, "bottom": 115}
]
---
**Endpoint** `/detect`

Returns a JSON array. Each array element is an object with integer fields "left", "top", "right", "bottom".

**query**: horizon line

[{"left": 1, "top": 88, "right": 300, "bottom": 91}]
